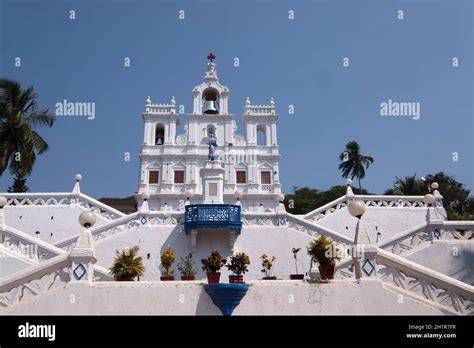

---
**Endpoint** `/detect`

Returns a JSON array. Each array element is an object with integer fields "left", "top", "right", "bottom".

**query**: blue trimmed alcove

[{"left": 204, "top": 283, "right": 249, "bottom": 316}]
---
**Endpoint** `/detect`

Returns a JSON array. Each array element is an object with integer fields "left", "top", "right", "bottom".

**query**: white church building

[
  {"left": 136, "top": 54, "right": 282, "bottom": 213},
  {"left": 0, "top": 55, "right": 472, "bottom": 316}
]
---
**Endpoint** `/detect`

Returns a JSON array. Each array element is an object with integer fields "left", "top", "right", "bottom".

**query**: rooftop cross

[{"left": 207, "top": 52, "right": 216, "bottom": 62}]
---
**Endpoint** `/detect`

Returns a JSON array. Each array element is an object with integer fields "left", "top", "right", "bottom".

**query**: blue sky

[{"left": 0, "top": 0, "right": 472, "bottom": 197}]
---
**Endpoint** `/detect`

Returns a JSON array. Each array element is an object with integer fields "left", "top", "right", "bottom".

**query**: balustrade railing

[
  {"left": 2, "top": 192, "right": 124, "bottom": 221},
  {"left": 286, "top": 213, "right": 353, "bottom": 245},
  {"left": 0, "top": 254, "right": 71, "bottom": 310},
  {"left": 184, "top": 204, "right": 241, "bottom": 232},
  {"left": 303, "top": 194, "right": 444, "bottom": 223},
  {"left": 1, "top": 226, "right": 66, "bottom": 262},
  {"left": 376, "top": 248, "right": 474, "bottom": 315}
]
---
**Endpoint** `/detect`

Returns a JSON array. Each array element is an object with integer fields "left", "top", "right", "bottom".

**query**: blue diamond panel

[
  {"left": 433, "top": 229, "right": 441, "bottom": 239},
  {"left": 73, "top": 263, "right": 87, "bottom": 280},
  {"left": 279, "top": 217, "right": 286, "bottom": 226},
  {"left": 140, "top": 216, "right": 148, "bottom": 225},
  {"left": 362, "top": 259, "right": 374, "bottom": 277}
]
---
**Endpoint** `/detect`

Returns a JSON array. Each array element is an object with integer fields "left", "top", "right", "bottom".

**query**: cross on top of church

[{"left": 207, "top": 53, "right": 216, "bottom": 62}]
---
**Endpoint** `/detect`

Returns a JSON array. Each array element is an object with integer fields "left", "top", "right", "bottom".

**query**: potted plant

[
  {"left": 201, "top": 250, "right": 226, "bottom": 284},
  {"left": 160, "top": 245, "right": 176, "bottom": 281},
  {"left": 307, "top": 235, "right": 341, "bottom": 280},
  {"left": 260, "top": 254, "right": 277, "bottom": 280},
  {"left": 177, "top": 253, "right": 197, "bottom": 281},
  {"left": 226, "top": 252, "right": 250, "bottom": 283},
  {"left": 109, "top": 246, "right": 145, "bottom": 281},
  {"left": 290, "top": 247, "right": 304, "bottom": 280}
]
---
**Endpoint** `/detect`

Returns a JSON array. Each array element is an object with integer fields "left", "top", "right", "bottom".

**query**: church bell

[{"left": 203, "top": 100, "right": 218, "bottom": 114}]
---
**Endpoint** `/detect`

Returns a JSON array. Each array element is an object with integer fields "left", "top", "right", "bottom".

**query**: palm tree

[
  {"left": 338, "top": 141, "right": 374, "bottom": 192},
  {"left": 392, "top": 174, "right": 423, "bottom": 195},
  {"left": 7, "top": 173, "right": 29, "bottom": 192},
  {"left": 109, "top": 246, "right": 145, "bottom": 281},
  {"left": 0, "top": 79, "right": 55, "bottom": 177}
]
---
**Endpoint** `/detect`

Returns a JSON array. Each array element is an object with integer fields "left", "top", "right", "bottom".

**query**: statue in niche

[{"left": 208, "top": 134, "right": 218, "bottom": 161}]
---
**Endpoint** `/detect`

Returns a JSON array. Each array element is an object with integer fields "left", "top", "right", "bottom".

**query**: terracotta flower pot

[
  {"left": 206, "top": 272, "right": 221, "bottom": 284},
  {"left": 263, "top": 276, "right": 277, "bottom": 280},
  {"left": 229, "top": 275, "right": 244, "bottom": 284},
  {"left": 181, "top": 275, "right": 195, "bottom": 281},
  {"left": 290, "top": 274, "right": 304, "bottom": 280},
  {"left": 160, "top": 275, "right": 175, "bottom": 281},
  {"left": 318, "top": 264, "right": 335, "bottom": 280}
]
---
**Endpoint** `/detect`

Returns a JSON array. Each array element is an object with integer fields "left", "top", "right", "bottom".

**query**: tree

[
  {"left": 384, "top": 171, "right": 474, "bottom": 220},
  {"left": 0, "top": 79, "right": 55, "bottom": 177},
  {"left": 109, "top": 246, "right": 145, "bottom": 281},
  {"left": 423, "top": 172, "right": 473, "bottom": 220},
  {"left": 7, "top": 173, "right": 29, "bottom": 192},
  {"left": 285, "top": 185, "right": 370, "bottom": 215},
  {"left": 384, "top": 174, "right": 425, "bottom": 196},
  {"left": 338, "top": 141, "right": 374, "bottom": 192}
]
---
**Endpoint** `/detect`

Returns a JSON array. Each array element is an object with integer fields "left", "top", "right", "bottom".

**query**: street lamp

[
  {"left": 348, "top": 200, "right": 366, "bottom": 280},
  {"left": 79, "top": 210, "right": 96, "bottom": 229},
  {"left": 423, "top": 193, "right": 435, "bottom": 207}
]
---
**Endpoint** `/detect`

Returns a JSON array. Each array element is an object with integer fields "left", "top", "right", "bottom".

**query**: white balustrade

[
  {"left": 376, "top": 249, "right": 474, "bottom": 315},
  {"left": 2, "top": 192, "right": 124, "bottom": 221}
]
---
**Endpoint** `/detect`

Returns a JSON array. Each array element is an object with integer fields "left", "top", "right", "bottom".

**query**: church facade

[{"left": 136, "top": 55, "right": 282, "bottom": 212}]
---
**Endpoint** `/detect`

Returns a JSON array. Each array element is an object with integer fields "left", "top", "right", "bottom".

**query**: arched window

[
  {"left": 155, "top": 124, "right": 164, "bottom": 145},
  {"left": 207, "top": 124, "right": 216, "bottom": 138},
  {"left": 256, "top": 124, "right": 266, "bottom": 146}
]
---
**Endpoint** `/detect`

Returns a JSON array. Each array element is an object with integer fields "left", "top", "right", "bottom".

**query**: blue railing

[{"left": 184, "top": 204, "right": 242, "bottom": 232}]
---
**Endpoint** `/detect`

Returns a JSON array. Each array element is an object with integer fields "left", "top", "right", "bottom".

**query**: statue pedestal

[{"left": 200, "top": 161, "right": 225, "bottom": 204}]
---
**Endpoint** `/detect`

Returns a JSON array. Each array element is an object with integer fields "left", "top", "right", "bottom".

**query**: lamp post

[
  {"left": 70, "top": 210, "right": 97, "bottom": 282},
  {"left": 72, "top": 173, "right": 82, "bottom": 194},
  {"left": 348, "top": 200, "right": 366, "bottom": 280}
]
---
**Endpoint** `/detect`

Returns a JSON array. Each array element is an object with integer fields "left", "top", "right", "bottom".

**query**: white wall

[
  {"left": 4, "top": 279, "right": 446, "bottom": 315},
  {"left": 3, "top": 206, "right": 109, "bottom": 242},
  {"left": 94, "top": 225, "right": 315, "bottom": 281},
  {"left": 317, "top": 208, "right": 430, "bottom": 242}
]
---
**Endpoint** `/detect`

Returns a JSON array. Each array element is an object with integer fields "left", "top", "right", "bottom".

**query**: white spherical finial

[
  {"left": 423, "top": 193, "right": 435, "bottom": 205},
  {"left": 234, "top": 191, "right": 243, "bottom": 199},
  {"left": 146, "top": 96, "right": 152, "bottom": 105},
  {"left": 79, "top": 211, "right": 96, "bottom": 228},
  {"left": 142, "top": 192, "right": 150, "bottom": 201},
  {"left": 185, "top": 190, "right": 194, "bottom": 199},
  {"left": 0, "top": 196, "right": 7, "bottom": 208},
  {"left": 270, "top": 97, "right": 275, "bottom": 105},
  {"left": 245, "top": 97, "right": 251, "bottom": 106},
  {"left": 276, "top": 193, "right": 285, "bottom": 202},
  {"left": 431, "top": 182, "right": 439, "bottom": 190},
  {"left": 345, "top": 179, "right": 353, "bottom": 186},
  {"left": 348, "top": 200, "right": 365, "bottom": 219},
  {"left": 171, "top": 96, "right": 176, "bottom": 105},
  {"left": 75, "top": 174, "right": 82, "bottom": 182}
]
